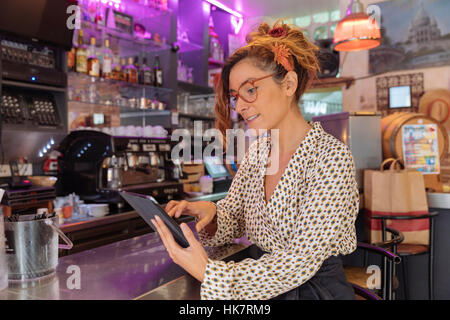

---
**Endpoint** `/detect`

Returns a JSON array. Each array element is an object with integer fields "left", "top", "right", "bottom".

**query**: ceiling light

[{"left": 333, "top": 0, "right": 381, "bottom": 52}]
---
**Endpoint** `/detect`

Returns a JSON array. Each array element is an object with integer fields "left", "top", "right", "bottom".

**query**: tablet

[{"left": 119, "top": 191, "right": 190, "bottom": 248}]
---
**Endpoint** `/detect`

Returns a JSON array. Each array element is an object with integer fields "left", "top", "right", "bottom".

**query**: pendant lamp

[{"left": 333, "top": 0, "right": 381, "bottom": 52}]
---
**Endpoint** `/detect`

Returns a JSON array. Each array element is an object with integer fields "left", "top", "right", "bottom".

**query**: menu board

[{"left": 402, "top": 124, "right": 440, "bottom": 174}]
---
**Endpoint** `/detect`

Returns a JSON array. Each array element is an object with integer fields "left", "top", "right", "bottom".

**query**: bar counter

[
  {"left": 60, "top": 191, "right": 229, "bottom": 233},
  {"left": 0, "top": 221, "right": 249, "bottom": 300},
  {"left": 56, "top": 191, "right": 229, "bottom": 256}
]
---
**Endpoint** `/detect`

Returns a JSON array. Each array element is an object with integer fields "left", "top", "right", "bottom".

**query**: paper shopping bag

[{"left": 364, "top": 158, "right": 429, "bottom": 245}]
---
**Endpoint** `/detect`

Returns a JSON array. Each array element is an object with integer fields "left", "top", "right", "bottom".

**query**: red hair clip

[{"left": 268, "top": 27, "right": 287, "bottom": 38}]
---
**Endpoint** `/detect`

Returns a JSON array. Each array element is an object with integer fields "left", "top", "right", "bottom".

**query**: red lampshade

[{"left": 333, "top": 11, "right": 381, "bottom": 52}]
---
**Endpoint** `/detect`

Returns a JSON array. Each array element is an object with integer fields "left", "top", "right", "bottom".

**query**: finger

[
  {"left": 165, "top": 200, "right": 179, "bottom": 213},
  {"left": 195, "top": 216, "right": 212, "bottom": 233},
  {"left": 154, "top": 216, "right": 178, "bottom": 250},
  {"left": 167, "top": 205, "right": 178, "bottom": 218},
  {"left": 151, "top": 218, "right": 178, "bottom": 263},
  {"left": 175, "top": 200, "right": 188, "bottom": 218},
  {"left": 152, "top": 217, "right": 177, "bottom": 252},
  {"left": 180, "top": 223, "right": 196, "bottom": 247}
]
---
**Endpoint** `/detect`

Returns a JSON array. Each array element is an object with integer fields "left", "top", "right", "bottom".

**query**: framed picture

[
  {"left": 369, "top": 0, "right": 450, "bottom": 74},
  {"left": 106, "top": 8, "right": 134, "bottom": 35}
]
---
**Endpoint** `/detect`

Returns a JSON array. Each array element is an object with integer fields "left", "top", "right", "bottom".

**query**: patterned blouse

[{"left": 198, "top": 121, "right": 359, "bottom": 300}]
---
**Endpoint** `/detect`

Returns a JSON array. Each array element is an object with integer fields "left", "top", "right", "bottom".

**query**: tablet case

[{"left": 119, "top": 191, "right": 190, "bottom": 248}]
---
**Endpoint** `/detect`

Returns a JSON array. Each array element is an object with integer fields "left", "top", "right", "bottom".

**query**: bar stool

[
  {"left": 351, "top": 283, "right": 382, "bottom": 300},
  {"left": 344, "top": 238, "right": 402, "bottom": 300},
  {"left": 371, "top": 211, "right": 439, "bottom": 300}
]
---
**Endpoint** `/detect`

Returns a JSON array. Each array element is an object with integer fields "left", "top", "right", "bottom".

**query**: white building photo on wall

[{"left": 369, "top": 0, "right": 450, "bottom": 74}]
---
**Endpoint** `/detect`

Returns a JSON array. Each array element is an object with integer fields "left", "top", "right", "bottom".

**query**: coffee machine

[{"left": 55, "top": 130, "right": 184, "bottom": 206}]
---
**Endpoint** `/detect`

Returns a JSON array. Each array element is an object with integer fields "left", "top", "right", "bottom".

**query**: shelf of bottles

[
  {"left": 68, "top": 71, "right": 172, "bottom": 110},
  {"left": 67, "top": 0, "right": 173, "bottom": 130}
]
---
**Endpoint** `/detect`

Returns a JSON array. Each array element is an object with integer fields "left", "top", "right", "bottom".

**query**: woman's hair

[{"left": 215, "top": 20, "right": 321, "bottom": 148}]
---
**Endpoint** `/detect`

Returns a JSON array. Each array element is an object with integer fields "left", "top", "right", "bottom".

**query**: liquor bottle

[
  {"left": 87, "top": 37, "right": 100, "bottom": 77},
  {"left": 153, "top": 55, "right": 163, "bottom": 87},
  {"left": 67, "top": 47, "right": 76, "bottom": 72},
  {"left": 102, "top": 39, "right": 113, "bottom": 79},
  {"left": 208, "top": 16, "right": 222, "bottom": 62},
  {"left": 111, "top": 56, "right": 122, "bottom": 81},
  {"left": 75, "top": 30, "right": 88, "bottom": 74},
  {"left": 120, "top": 58, "right": 128, "bottom": 82},
  {"left": 139, "top": 57, "right": 153, "bottom": 85},
  {"left": 125, "top": 57, "right": 138, "bottom": 83}
]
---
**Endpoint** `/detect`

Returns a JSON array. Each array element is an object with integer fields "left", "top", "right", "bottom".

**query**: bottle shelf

[
  {"left": 69, "top": 71, "right": 172, "bottom": 96},
  {"left": 68, "top": 99, "right": 171, "bottom": 114},
  {"left": 177, "top": 81, "right": 214, "bottom": 94},
  {"left": 79, "top": 20, "right": 170, "bottom": 54}
]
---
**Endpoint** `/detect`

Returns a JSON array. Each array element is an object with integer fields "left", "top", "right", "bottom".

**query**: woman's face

[{"left": 229, "top": 58, "right": 292, "bottom": 131}]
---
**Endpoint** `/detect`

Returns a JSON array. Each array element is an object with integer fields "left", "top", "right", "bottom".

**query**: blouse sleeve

[
  {"left": 197, "top": 147, "right": 252, "bottom": 247},
  {"left": 200, "top": 145, "right": 359, "bottom": 300}
]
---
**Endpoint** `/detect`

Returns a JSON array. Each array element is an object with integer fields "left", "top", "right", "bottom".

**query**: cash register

[{"left": 203, "top": 156, "right": 233, "bottom": 193}]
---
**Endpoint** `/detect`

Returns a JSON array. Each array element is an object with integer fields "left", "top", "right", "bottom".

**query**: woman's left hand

[{"left": 151, "top": 215, "right": 209, "bottom": 282}]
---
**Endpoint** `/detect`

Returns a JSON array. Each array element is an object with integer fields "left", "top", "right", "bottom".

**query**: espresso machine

[{"left": 55, "top": 130, "right": 184, "bottom": 206}]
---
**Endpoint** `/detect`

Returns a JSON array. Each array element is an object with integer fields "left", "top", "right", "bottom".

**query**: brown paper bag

[{"left": 364, "top": 158, "right": 429, "bottom": 245}]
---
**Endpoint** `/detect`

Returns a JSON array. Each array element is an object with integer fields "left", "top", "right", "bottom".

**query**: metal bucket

[{"left": 4, "top": 216, "right": 73, "bottom": 281}]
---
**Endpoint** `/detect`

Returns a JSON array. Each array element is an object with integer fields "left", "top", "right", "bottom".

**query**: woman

[{"left": 151, "top": 21, "right": 359, "bottom": 300}]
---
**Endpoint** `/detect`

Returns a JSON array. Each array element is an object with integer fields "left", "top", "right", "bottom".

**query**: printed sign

[{"left": 402, "top": 124, "right": 440, "bottom": 174}]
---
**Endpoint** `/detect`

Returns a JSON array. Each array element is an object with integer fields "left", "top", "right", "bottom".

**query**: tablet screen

[{"left": 119, "top": 191, "right": 189, "bottom": 248}]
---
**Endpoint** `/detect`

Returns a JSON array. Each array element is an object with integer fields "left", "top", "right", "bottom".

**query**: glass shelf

[
  {"left": 177, "top": 39, "right": 203, "bottom": 53},
  {"left": 79, "top": 20, "right": 170, "bottom": 55},
  {"left": 68, "top": 99, "right": 170, "bottom": 113},
  {"left": 68, "top": 71, "right": 172, "bottom": 104}
]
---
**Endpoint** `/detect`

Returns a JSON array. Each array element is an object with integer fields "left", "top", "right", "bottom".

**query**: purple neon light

[{"left": 204, "top": 0, "right": 243, "bottom": 18}]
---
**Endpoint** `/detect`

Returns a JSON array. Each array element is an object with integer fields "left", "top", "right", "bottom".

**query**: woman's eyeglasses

[{"left": 229, "top": 73, "right": 276, "bottom": 110}]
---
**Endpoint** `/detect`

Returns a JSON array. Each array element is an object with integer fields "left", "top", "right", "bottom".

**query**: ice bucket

[{"left": 4, "top": 216, "right": 73, "bottom": 281}]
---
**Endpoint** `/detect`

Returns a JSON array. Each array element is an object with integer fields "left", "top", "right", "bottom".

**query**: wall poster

[
  {"left": 402, "top": 124, "right": 440, "bottom": 174},
  {"left": 370, "top": 0, "right": 450, "bottom": 74}
]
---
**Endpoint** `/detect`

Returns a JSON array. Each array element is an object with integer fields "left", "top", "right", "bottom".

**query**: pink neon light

[
  {"left": 204, "top": 0, "right": 243, "bottom": 18},
  {"left": 230, "top": 15, "right": 243, "bottom": 34}
]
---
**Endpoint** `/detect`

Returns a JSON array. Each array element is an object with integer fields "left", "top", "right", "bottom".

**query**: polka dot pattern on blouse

[{"left": 198, "top": 121, "right": 359, "bottom": 300}]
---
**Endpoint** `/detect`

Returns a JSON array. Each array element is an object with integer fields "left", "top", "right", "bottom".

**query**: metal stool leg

[
  {"left": 429, "top": 217, "right": 435, "bottom": 300},
  {"left": 402, "top": 256, "right": 408, "bottom": 300}
]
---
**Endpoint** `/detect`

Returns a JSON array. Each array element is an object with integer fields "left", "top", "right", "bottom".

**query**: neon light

[
  {"left": 204, "top": 0, "right": 243, "bottom": 18},
  {"left": 230, "top": 15, "right": 243, "bottom": 34}
]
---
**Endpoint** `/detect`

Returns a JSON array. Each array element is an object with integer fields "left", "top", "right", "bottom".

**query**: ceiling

[{"left": 217, "top": 0, "right": 341, "bottom": 19}]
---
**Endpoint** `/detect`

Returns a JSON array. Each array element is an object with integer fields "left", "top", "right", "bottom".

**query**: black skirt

[{"left": 244, "top": 245, "right": 355, "bottom": 300}]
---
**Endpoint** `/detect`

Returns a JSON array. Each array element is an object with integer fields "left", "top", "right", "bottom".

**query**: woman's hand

[
  {"left": 165, "top": 200, "right": 216, "bottom": 233},
  {"left": 151, "top": 216, "right": 209, "bottom": 282}
]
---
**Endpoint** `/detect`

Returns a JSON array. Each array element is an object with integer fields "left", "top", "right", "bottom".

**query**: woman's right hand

[{"left": 165, "top": 200, "right": 216, "bottom": 233}]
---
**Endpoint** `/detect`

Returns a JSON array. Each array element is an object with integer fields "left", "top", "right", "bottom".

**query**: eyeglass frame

[{"left": 228, "top": 73, "right": 277, "bottom": 110}]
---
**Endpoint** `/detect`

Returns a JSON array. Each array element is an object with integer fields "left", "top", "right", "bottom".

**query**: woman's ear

[{"left": 283, "top": 71, "right": 298, "bottom": 97}]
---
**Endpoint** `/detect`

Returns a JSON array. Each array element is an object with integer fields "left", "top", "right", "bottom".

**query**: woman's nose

[{"left": 235, "top": 98, "right": 248, "bottom": 114}]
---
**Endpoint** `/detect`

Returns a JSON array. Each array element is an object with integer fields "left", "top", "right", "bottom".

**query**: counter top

[
  {"left": 427, "top": 192, "right": 450, "bottom": 210},
  {"left": 59, "top": 191, "right": 228, "bottom": 233},
  {"left": 0, "top": 221, "right": 248, "bottom": 300}
]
